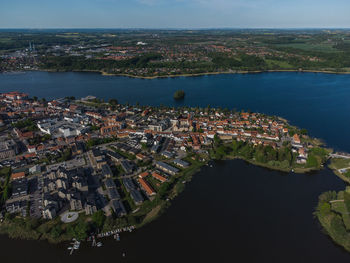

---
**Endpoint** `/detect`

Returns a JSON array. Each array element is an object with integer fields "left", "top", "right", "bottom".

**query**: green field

[
  {"left": 329, "top": 158, "right": 350, "bottom": 170},
  {"left": 331, "top": 201, "right": 350, "bottom": 230},
  {"left": 265, "top": 59, "right": 293, "bottom": 69},
  {"left": 276, "top": 42, "right": 338, "bottom": 52}
]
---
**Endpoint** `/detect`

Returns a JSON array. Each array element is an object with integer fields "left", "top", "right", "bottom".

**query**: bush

[{"left": 92, "top": 211, "right": 106, "bottom": 229}]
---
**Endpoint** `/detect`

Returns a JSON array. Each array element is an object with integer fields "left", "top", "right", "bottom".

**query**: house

[
  {"left": 155, "top": 161, "right": 179, "bottom": 175},
  {"left": 120, "top": 160, "right": 136, "bottom": 174},
  {"left": 29, "top": 165, "right": 41, "bottom": 174},
  {"left": 108, "top": 188, "right": 121, "bottom": 200},
  {"left": 151, "top": 172, "right": 167, "bottom": 183},
  {"left": 293, "top": 134, "right": 301, "bottom": 144},
  {"left": 6, "top": 200, "right": 28, "bottom": 216},
  {"left": 42, "top": 204, "right": 57, "bottom": 219},
  {"left": 106, "top": 150, "right": 124, "bottom": 163},
  {"left": 110, "top": 200, "right": 127, "bottom": 217},
  {"left": 101, "top": 164, "right": 113, "bottom": 178},
  {"left": 173, "top": 159, "right": 190, "bottom": 168},
  {"left": 298, "top": 148, "right": 308, "bottom": 158},
  {"left": 161, "top": 151, "right": 174, "bottom": 159},
  {"left": 70, "top": 193, "right": 83, "bottom": 211},
  {"left": 150, "top": 144, "right": 160, "bottom": 154},
  {"left": 138, "top": 171, "right": 149, "bottom": 178},
  {"left": 148, "top": 119, "right": 170, "bottom": 132},
  {"left": 89, "top": 148, "right": 107, "bottom": 169},
  {"left": 85, "top": 195, "right": 98, "bottom": 215},
  {"left": 122, "top": 178, "right": 136, "bottom": 192},
  {"left": 11, "top": 178, "right": 28, "bottom": 197},
  {"left": 130, "top": 190, "right": 144, "bottom": 205},
  {"left": 136, "top": 153, "right": 146, "bottom": 161},
  {"left": 10, "top": 171, "right": 25, "bottom": 181},
  {"left": 105, "top": 178, "right": 117, "bottom": 189},
  {"left": 27, "top": 145, "right": 36, "bottom": 153},
  {"left": 138, "top": 177, "right": 156, "bottom": 197}
]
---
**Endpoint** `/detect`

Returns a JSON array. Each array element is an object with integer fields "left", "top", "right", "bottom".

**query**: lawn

[
  {"left": 265, "top": 59, "right": 293, "bottom": 69},
  {"left": 331, "top": 201, "right": 350, "bottom": 230},
  {"left": 329, "top": 158, "right": 350, "bottom": 170}
]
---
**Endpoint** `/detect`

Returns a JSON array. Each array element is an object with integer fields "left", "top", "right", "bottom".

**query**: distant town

[
  {"left": 1, "top": 29, "right": 350, "bottom": 77},
  {"left": 0, "top": 90, "right": 341, "bottom": 242}
]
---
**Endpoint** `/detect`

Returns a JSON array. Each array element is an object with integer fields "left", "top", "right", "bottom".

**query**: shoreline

[
  {"left": 0, "top": 153, "right": 338, "bottom": 245},
  {"left": 100, "top": 69, "right": 350, "bottom": 79},
  {"left": 0, "top": 155, "right": 323, "bottom": 244},
  {"left": 8, "top": 68, "right": 350, "bottom": 79}
]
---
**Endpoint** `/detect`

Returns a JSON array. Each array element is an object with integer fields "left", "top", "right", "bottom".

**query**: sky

[{"left": 0, "top": 0, "right": 350, "bottom": 28}]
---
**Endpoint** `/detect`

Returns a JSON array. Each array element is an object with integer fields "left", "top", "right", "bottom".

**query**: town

[
  {"left": 0, "top": 90, "right": 329, "bottom": 241},
  {"left": 1, "top": 29, "right": 350, "bottom": 77}
]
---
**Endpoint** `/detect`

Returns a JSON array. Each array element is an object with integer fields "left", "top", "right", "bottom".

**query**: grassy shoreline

[
  {"left": 315, "top": 157, "right": 350, "bottom": 253},
  {"left": 0, "top": 158, "right": 205, "bottom": 244},
  {"left": 0, "top": 154, "right": 330, "bottom": 244},
  {"left": 32, "top": 68, "right": 350, "bottom": 80},
  {"left": 315, "top": 190, "right": 350, "bottom": 253}
]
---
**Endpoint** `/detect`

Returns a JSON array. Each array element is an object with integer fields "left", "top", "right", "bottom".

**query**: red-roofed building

[
  {"left": 138, "top": 177, "right": 156, "bottom": 196},
  {"left": 151, "top": 172, "right": 167, "bottom": 183},
  {"left": 11, "top": 172, "right": 25, "bottom": 181},
  {"left": 139, "top": 171, "right": 149, "bottom": 178},
  {"left": 293, "top": 134, "right": 301, "bottom": 144}
]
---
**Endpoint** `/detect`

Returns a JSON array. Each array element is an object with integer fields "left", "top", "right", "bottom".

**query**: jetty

[{"left": 97, "top": 225, "right": 135, "bottom": 238}]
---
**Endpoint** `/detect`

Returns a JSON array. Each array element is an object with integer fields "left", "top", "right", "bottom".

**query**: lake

[
  {"left": 1, "top": 71, "right": 350, "bottom": 152},
  {"left": 1, "top": 71, "right": 350, "bottom": 262},
  {"left": 0, "top": 160, "right": 348, "bottom": 263}
]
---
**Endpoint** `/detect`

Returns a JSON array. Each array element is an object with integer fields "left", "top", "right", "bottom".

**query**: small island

[
  {"left": 173, "top": 90, "right": 185, "bottom": 100},
  {"left": 0, "top": 91, "right": 346, "bottom": 247}
]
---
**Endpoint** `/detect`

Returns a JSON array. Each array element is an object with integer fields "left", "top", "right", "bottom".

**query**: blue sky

[{"left": 1, "top": 0, "right": 349, "bottom": 28}]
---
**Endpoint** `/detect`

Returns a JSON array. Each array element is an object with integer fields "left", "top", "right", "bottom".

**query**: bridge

[{"left": 329, "top": 153, "right": 350, "bottom": 159}]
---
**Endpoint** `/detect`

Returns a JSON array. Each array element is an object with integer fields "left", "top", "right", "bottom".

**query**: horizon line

[{"left": 0, "top": 27, "right": 350, "bottom": 30}]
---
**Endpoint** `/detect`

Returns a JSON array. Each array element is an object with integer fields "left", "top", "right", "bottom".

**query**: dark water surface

[
  {"left": 1, "top": 71, "right": 350, "bottom": 262},
  {"left": 1, "top": 160, "right": 348, "bottom": 263}
]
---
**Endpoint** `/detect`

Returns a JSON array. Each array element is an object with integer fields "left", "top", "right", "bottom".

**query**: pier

[{"left": 97, "top": 225, "right": 135, "bottom": 238}]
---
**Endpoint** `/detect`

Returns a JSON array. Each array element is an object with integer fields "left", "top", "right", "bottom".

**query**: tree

[
  {"left": 173, "top": 90, "right": 185, "bottom": 100},
  {"left": 65, "top": 96, "right": 75, "bottom": 101},
  {"left": 72, "top": 222, "right": 89, "bottom": 240},
  {"left": 58, "top": 148, "right": 72, "bottom": 162},
  {"left": 50, "top": 225, "right": 63, "bottom": 238},
  {"left": 300, "top": 128, "right": 308, "bottom": 135},
  {"left": 306, "top": 154, "right": 319, "bottom": 168},
  {"left": 92, "top": 211, "right": 106, "bottom": 229},
  {"left": 109, "top": 98, "right": 118, "bottom": 106}
]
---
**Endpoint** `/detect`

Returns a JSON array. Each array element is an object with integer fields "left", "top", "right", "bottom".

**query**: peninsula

[{"left": 0, "top": 91, "right": 344, "bottom": 245}]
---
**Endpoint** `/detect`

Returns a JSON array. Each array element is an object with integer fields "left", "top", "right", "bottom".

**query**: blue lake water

[
  {"left": 1, "top": 71, "right": 350, "bottom": 152},
  {"left": 1, "top": 71, "right": 350, "bottom": 262}
]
